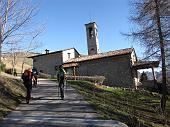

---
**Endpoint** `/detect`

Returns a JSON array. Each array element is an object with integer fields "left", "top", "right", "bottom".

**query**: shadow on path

[{"left": 0, "top": 79, "right": 127, "bottom": 127}]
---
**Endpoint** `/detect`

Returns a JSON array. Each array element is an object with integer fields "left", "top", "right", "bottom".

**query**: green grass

[
  {"left": 68, "top": 80, "right": 170, "bottom": 127},
  {"left": 0, "top": 74, "right": 26, "bottom": 119}
]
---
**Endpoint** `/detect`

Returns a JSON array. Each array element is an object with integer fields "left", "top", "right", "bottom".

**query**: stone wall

[
  {"left": 75, "top": 54, "right": 134, "bottom": 87},
  {"left": 33, "top": 52, "right": 62, "bottom": 76}
]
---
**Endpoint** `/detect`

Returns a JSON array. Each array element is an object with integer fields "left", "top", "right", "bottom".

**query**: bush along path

[
  {"left": 68, "top": 80, "right": 170, "bottom": 127},
  {"left": 0, "top": 79, "right": 128, "bottom": 127}
]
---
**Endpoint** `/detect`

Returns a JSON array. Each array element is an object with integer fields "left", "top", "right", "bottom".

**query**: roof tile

[{"left": 64, "top": 48, "right": 134, "bottom": 63}]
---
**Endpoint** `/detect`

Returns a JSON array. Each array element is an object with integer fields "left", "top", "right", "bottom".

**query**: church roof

[
  {"left": 64, "top": 48, "right": 134, "bottom": 64},
  {"left": 28, "top": 48, "right": 79, "bottom": 58}
]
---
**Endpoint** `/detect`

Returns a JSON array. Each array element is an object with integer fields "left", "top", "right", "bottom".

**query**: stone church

[{"left": 29, "top": 22, "right": 159, "bottom": 87}]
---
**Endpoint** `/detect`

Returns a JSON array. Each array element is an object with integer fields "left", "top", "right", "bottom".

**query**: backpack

[
  {"left": 22, "top": 70, "right": 31, "bottom": 82},
  {"left": 32, "top": 68, "right": 38, "bottom": 75},
  {"left": 57, "top": 68, "right": 66, "bottom": 82},
  {"left": 32, "top": 70, "right": 37, "bottom": 75}
]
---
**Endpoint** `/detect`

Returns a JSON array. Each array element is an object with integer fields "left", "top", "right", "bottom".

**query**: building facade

[
  {"left": 63, "top": 48, "right": 138, "bottom": 87},
  {"left": 28, "top": 48, "right": 79, "bottom": 76}
]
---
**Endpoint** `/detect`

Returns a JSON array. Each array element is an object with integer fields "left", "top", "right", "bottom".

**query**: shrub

[
  {"left": 5, "top": 68, "right": 13, "bottom": 75},
  {"left": 66, "top": 75, "right": 105, "bottom": 85},
  {"left": 0, "top": 62, "right": 6, "bottom": 72},
  {"left": 4, "top": 68, "right": 17, "bottom": 75},
  {"left": 38, "top": 72, "right": 51, "bottom": 79}
]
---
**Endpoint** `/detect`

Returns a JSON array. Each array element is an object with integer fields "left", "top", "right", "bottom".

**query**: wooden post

[
  {"left": 151, "top": 67, "right": 157, "bottom": 85},
  {"left": 73, "top": 66, "right": 76, "bottom": 80}
]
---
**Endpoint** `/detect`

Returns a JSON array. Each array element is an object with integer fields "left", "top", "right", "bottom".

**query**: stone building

[
  {"left": 28, "top": 48, "right": 79, "bottom": 76},
  {"left": 29, "top": 22, "right": 159, "bottom": 87},
  {"left": 63, "top": 48, "right": 137, "bottom": 87},
  {"left": 63, "top": 49, "right": 159, "bottom": 87}
]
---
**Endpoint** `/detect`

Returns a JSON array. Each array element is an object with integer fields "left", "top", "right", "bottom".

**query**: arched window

[{"left": 89, "top": 27, "right": 93, "bottom": 38}]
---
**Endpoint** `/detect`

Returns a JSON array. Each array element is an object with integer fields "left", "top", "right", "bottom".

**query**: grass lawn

[
  {"left": 0, "top": 73, "right": 26, "bottom": 119},
  {"left": 68, "top": 80, "right": 170, "bottom": 127}
]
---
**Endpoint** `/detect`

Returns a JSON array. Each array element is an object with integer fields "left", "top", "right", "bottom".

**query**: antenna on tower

[{"left": 88, "top": 10, "right": 93, "bottom": 23}]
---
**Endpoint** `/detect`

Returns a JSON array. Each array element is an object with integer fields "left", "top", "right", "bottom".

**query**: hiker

[
  {"left": 32, "top": 67, "right": 38, "bottom": 87},
  {"left": 57, "top": 65, "right": 66, "bottom": 100},
  {"left": 14, "top": 69, "right": 17, "bottom": 76},
  {"left": 22, "top": 68, "right": 33, "bottom": 104}
]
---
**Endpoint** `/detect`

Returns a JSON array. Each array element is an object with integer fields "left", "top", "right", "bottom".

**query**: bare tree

[
  {"left": 0, "top": 0, "right": 40, "bottom": 63},
  {"left": 20, "top": 29, "right": 44, "bottom": 75},
  {"left": 127, "top": 0, "right": 170, "bottom": 113},
  {"left": 10, "top": 40, "right": 18, "bottom": 75}
]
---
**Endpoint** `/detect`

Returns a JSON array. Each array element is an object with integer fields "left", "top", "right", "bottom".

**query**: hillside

[
  {"left": 2, "top": 52, "right": 40, "bottom": 74},
  {"left": 0, "top": 73, "right": 26, "bottom": 119},
  {"left": 68, "top": 80, "right": 170, "bottom": 127}
]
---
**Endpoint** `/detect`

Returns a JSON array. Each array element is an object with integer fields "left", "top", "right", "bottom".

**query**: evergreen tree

[{"left": 140, "top": 71, "right": 148, "bottom": 82}]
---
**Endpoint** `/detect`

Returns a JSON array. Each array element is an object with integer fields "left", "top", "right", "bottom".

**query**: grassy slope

[
  {"left": 68, "top": 80, "right": 170, "bottom": 127},
  {"left": 0, "top": 73, "right": 26, "bottom": 119}
]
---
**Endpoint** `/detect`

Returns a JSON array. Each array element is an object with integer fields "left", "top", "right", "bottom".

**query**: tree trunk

[
  {"left": 0, "top": 36, "right": 2, "bottom": 64},
  {"left": 154, "top": 0, "right": 167, "bottom": 114},
  {"left": 0, "top": 24, "right": 2, "bottom": 74}
]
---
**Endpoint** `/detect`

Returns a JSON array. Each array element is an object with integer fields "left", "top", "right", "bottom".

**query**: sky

[{"left": 35, "top": 0, "right": 144, "bottom": 58}]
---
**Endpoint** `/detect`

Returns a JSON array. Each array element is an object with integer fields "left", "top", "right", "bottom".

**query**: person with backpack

[
  {"left": 22, "top": 68, "right": 33, "bottom": 104},
  {"left": 32, "top": 67, "right": 38, "bottom": 87},
  {"left": 57, "top": 65, "right": 66, "bottom": 100}
]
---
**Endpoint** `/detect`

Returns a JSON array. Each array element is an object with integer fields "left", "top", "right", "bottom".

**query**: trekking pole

[
  {"left": 58, "top": 84, "right": 60, "bottom": 98},
  {"left": 65, "top": 79, "right": 67, "bottom": 92}
]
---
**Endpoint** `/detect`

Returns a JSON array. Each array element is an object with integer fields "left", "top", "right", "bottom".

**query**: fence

[{"left": 66, "top": 75, "right": 105, "bottom": 85}]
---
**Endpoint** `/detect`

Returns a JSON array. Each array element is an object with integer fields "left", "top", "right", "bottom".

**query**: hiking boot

[{"left": 26, "top": 99, "right": 29, "bottom": 104}]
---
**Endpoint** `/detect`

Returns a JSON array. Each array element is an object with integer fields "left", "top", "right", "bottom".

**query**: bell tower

[{"left": 85, "top": 22, "right": 99, "bottom": 55}]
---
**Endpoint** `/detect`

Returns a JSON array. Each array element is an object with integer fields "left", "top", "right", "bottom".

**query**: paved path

[{"left": 0, "top": 79, "right": 127, "bottom": 127}]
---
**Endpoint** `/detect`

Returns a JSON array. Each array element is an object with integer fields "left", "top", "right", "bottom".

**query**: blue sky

[{"left": 36, "top": 0, "right": 143, "bottom": 58}]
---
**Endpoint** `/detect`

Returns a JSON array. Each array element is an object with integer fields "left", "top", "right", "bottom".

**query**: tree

[
  {"left": 140, "top": 71, "right": 148, "bottom": 82},
  {"left": 128, "top": 0, "right": 170, "bottom": 113},
  {"left": 0, "top": 0, "right": 40, "bottom": 63},
  {"left": 20, "top": 31, "right": 43, "bottom": 75}
]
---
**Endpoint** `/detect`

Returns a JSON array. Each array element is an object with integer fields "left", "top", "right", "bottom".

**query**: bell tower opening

[{"left": 89, "top": 27, "right": 93, "bottom": 38}]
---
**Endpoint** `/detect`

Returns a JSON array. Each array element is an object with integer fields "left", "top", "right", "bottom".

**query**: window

[
  {"left": 68, "top": 53, "right": 71, "bottom": 59},
  {"left": 95, "top": 29, "right": 98, "bottom": 37},
  {"left": 89, "top": 27, "right": 93, "bottom": 38}
]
